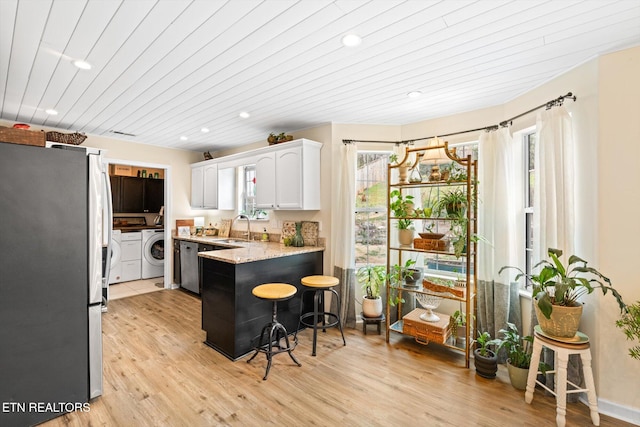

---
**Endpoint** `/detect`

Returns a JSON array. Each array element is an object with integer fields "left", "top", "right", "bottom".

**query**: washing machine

[
  {"left": 141, "top": 229, "right": 164, "bottom": 279},
  {"left": 109, "top": 230, "right": 122, "bottom": 284}
]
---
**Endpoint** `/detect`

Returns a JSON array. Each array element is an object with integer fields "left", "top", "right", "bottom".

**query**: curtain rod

[{"left": 342, "top": 92, "right": 576, "bottom": 145}]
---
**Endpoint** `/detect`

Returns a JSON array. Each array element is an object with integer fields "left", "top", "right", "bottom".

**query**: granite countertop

[{"left": 173, "top": 234, "right": 324, "bottom": 264}]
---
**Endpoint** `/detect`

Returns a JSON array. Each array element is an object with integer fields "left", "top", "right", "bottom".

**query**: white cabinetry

[
  {"left": 255, "top": 139, "right": 321, "bottom": 210},
  {"left": 190, "top": 138, "right": 322, "bottom": 211},
  {"left": 191, "top": 163, "right": 218, "bottom": 209}
]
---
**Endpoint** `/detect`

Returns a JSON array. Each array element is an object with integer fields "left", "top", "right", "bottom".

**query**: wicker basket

[
  {"left": 413, "top": 238, "right": 447, "bottom": 251},
  {"left": 403, "top": 309, "right": 451, "bottom": 344},
  {"left": 45, "top": 131, "right": 87, "bottom": 145}
]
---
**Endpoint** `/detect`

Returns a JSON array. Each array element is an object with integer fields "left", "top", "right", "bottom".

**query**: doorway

[{"left": 105, "top": 158, "right": 172, "bottom": 297}]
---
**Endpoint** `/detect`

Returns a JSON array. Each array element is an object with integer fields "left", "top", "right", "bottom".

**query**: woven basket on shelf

[{"left": 45, "top": 131, "right": 87, "bottom": 145}]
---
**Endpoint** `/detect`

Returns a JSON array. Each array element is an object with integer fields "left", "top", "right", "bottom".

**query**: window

[
  {"left": 240, "top": 165, "right": 268, "bottom": 220},
  {"left": 524, "top": 131, "right": 536, "bottom": 277},
  {"left": 355, "top": 152, "right": 389, "bottom": 268}
]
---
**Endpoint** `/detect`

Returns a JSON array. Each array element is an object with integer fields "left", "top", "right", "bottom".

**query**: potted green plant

[
  {"left": 473, "top": 331, "right": 500, "bottom": 379},
  {"left": 451, "top": 310, "right": 468, "bottom": 347},
  {"left": 616, "top": 301, "right": 640, "bottom": 360},
  {"left": 434, "top": 188, "right": 467, "bottom": 217},
  {"left": 495, "top": 322, "right": 533, "bottom": 390},
  {"left": 357, "top": 265, "right": 386, "bottom": 318},
  {"left": 499, "top": 248, "right": 626, "bottom": 338},
  {"left": 390, "top": 189, "right": 415, "bottom": 245},
  {"left": 387, "top": 259, "right": 421, "bottom": 287}
]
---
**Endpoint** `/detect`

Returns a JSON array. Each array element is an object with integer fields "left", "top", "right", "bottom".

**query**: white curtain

[
  {"left": 533, "top": 106, "right": 580, "bottom": 400},
  {"left": 477, "top": 127, "right": 521, "bottom": 346},
  {"left": 533, "top": 106, "right": 576, "bottom": 263},
  {"left": 331, "top": 142, "right": 357, "bottom": 328}
]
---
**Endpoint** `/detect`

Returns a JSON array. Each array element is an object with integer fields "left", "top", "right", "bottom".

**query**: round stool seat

[
  {"left": 301, "top": 275, "right": 339, "bottom": 288},
  {"left": 533, "top": 330, "right": 590, "bottom": 350},
  {"left": 252, "top": 283, "right": 297, "bottom": 300}
]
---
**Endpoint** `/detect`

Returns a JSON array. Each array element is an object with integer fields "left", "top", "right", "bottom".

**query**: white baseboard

[{"left": 580, "top": 396, "right": 640, "bottom": 425}]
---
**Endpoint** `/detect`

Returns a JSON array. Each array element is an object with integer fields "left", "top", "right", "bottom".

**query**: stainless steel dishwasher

[{"left": 179, "top": 241, "right": 199, "bottom": 294}]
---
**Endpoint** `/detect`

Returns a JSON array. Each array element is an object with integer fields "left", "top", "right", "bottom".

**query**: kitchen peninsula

[{"left": 173, "top": 235, "right": 324, "bottom": 360}]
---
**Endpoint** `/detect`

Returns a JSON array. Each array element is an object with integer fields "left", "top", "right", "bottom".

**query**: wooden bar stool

[
  {"left": 295, "top": 275, "right": 346, "bottom": 356},
  {"left": 525, "top": 326, "right": 599, "bottom": 427},
  {"left": 247, "top": 283, "right": 301, "bottom": 380}
]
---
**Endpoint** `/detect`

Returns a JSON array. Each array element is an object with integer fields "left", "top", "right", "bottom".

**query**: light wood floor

[{"left": 43, "top": 290, "right": 630, "bottom": 427}]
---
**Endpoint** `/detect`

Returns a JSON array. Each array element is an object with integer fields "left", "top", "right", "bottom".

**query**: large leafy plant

[{"left": 499, "top": 248, "right": 626, "bottom": 319}]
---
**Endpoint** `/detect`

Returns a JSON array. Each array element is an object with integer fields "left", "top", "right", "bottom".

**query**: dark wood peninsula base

[{"left": 201, "top": 251, "right": 323, "bottom": 360}]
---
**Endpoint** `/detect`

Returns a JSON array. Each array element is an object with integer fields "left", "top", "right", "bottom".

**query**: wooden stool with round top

[
  {"left": 525, "top": 326, "right": 599, "bottom": 427},
  {"left": 295, "top": 275, "right": 346, "bottom": 356},
  {"left": 247, "top": 283, "right": 301, "bottom": 380}
]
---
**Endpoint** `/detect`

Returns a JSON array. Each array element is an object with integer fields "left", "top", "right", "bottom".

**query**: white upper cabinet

[
  {"left": 190, "top": 138, "right": 322, "bottom": 211},
  {"left": 254, "top": 152, "right": 276, "bottom": 209},
  {"left": 191, "top": 166, "right": 204, "bottom": 208},
  {"left": 191, "top": 163, "right": 218, "bottom": 209},
  {"left": 256, "top": 140, "right": 321, "bottom": 210}
]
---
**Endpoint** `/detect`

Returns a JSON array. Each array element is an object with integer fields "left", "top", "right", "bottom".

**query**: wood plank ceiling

[{"left": 1, "top": 0, "right": 639, "bottom": 152}]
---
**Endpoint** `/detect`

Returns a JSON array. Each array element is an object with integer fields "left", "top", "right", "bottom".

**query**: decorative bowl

[{"left": 418, "top": 232, "right": 445, "bottom": 240}]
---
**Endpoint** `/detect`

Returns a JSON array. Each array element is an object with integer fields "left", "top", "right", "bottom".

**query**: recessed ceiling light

[
  {"left": 341, "top": 33, "right": 362, "bottom": 47},
  {"left": 239, "top": 111, "right": 250, "bottom": 119},
  {"left": 73, "top": 59, "right": 92, "bottom": 70},
  {"left": 180, "top": 136, "right": 188, "bottom": 141},
  {"left": 201, "top": 127, "right": 210, "bottom": 133},
  {"left": 45, "top": 109, "right": 58, "bottom": 115},
  {"left": 407, "top": 91, "right": 423, "bottom": 98}
]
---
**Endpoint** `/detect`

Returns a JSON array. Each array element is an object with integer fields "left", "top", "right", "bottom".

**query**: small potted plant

[
  {"left": 451, "top": 310, "right": 467, "bottom": 347},
  {"left": 388, "top": 259, "right": 421, "bottom": 287},
  {"left": 495, "top": 322, "right": 533, "bottom": 390},
  {"left": 473, "top": 331, "right": 500, "bottom": 379},
  {"left": 499, "top": 248, "right": 626, "bottom": 338},
  {"left": 389, "top": 189, "right": 415, "bottom": 245},
  {"left": 357, "top": 265, "right": 386, "bottom": 318}
]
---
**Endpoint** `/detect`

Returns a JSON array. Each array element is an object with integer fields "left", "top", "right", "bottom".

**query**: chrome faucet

[{"left": 232, "top": 214, "right": 251, "bottom": 242}]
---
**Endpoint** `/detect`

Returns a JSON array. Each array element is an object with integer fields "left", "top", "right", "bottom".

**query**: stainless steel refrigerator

[{"left": 0, "top": 141, "right": 111, "bottom": 426}]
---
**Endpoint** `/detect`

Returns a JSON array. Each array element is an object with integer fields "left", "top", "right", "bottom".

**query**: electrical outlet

[{"left": 317, "top": 221, "right": 322, "bottom": 232}]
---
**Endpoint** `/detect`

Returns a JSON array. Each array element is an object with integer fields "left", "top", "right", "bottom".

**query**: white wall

[{"left": 597, "top": 46, "right": 640, "bottom": 420}]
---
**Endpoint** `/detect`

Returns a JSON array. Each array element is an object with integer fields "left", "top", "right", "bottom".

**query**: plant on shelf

[
  {"left": 387, "top": 259, "right": 421, "bottom": 286},
  {"left": 495, "top": 322, "right": 533, "bottom": 390},
  {"left": 616, "top": 300, "right": 640, "bottom": 361},
  {"left": 473, "top": 331, "right": 500, "bottom": 379},
  {"left": 357, "top": 265, "right": 386, "bottom": 318},
  {"left": 434, "top": 188, "right": 467, "bottom": 218},
  {"left": 447, "top": 162, "right": 468, "bottom": 183},
  {"left": 390, "top": 189, "right": 415, "bottom": 245},
  {"left": 499, "top": 248, "right": 627, "bottom": 338},
  {"left": 451, "top": 309, "right": 467, "bottom": 346}
]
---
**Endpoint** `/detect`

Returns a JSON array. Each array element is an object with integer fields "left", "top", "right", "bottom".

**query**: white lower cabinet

[{"left": 120, "top": 232, "right": 141, "bottom": 282}]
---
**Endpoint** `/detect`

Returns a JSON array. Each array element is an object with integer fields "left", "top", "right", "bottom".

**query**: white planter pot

[
  {"left": 362, "top": 297, "right": 383, "bottom": 318},
  {"left": 398, "top": 229, "right": 414, "bottom": 246}
]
